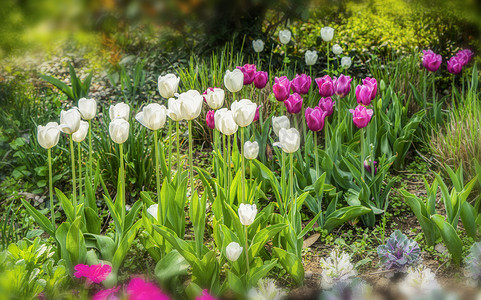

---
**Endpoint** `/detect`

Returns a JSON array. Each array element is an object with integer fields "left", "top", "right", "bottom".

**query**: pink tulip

[
  {"left": 318, "top": 97, "right": 335, "bottom": 117},
  {"left": 362, "top": 77, "right": 377, "bottom": 100},
  {"left": 447, "top": 56, "right": 463, "bottom": 74},
  {"left": 127, "top": 277, "right": 170, "bottom": 300},
  {"left": 74, "top": 264, "right": 112, "bottom": 284},
  {"left": 305, "top": 107, "right": 328, "bottom": 132},
  {"left": 253, "top": 71, "right": 268, "bottom": 89},
  {"left": 290, "top": 74, "right": 311, "bottom": 95},
  {"left": 236, "top": 64, "right": 257, "bottom": 85},
  {"left": 272, "top": 76, "right": 291, "bottom": 101},
  {"left": 315, "top": 75, "right": 334, "bottom": 97},
  {"left": 349, "top": 105, "right": 373, "bottom": 129},
  {"left": 422, "top": 50, "right": 442, "bottom": 72},
  {"left": 196, "top": 290, "right": 218, "bottom": 300},
  {"left": 456, "top": 49, "right": 474, "bottom": 66},
  {"left": 284, "top": 93, "right": 303, "bottom": 114},
  {"left": 364, "top": 159, "right": 378, "bottom": 175},
  {"left": 93, "top": 286, "right": 120, "bottom": 300},
  {"left": 206, "top": 110, "right": 215, "bottom": 129},
  {"left": 253, "top": 106, "right": 260, "bottom": 121},
  {"left": 334, "top": 74, "right": 352, "bottom": 98}
]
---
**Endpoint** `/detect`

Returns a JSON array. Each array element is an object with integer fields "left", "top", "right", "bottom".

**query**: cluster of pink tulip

[{"left": 422, "top": 48, "right": 474, "bottom": 74}]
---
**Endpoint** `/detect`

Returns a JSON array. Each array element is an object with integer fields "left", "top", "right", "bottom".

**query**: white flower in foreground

[
  {"left": 167, "top": 97, "right": 183, "bottom": 121},
  {"left": 109, "top": 118, "right": 129, "bottom": 144},
  {"left": 248, "top": 278, "right": 286, "bottom": 300},
  {"left": 231, "top": 99, "right": 257, "bottom": 127},
  {"left": 224, "top": 69, "right": 244, "bottom": 93},
  {"left": 238, "top": 203, "right": 257, "bottom": 226},
  {"left": 216, "top": 109, "right": 238, "bottom": 136},
  {"left": 72, "top": 120, "right": 89, "bottom": 143},
  {"left": 204, "top": 88, "right": 225, "bottom": 110},
  {"left": 272, "top": 116, "right": 290, "bottom": 137},
  {"left": 135, "top": 103, "right": 167, "bottom": 131},
  {"left": 147, "top": 204, "right": 158, "bottom": 221},
  {"left": 398, "top": 266, "right": 440, "bottom": 299},
  {"left": 37, "top": 122, "right": 60, "bottom": 149},
  {"left": 226, "top": 242, "right": 243, "bottom": 262},
  {"left": 59, "top": 108, "right": 81, "bottom": 134},
  {"left": 279, "top": 29, "right": 291, "bottom": 45},
  {"left": 320, "top": 249, "right": 357, "bottom": 290},
  {"left": 78, "top": 98, "right": 97, "bottom": 120},
  {"left": 109, "top": 102, "right": 130, "bottom": 121},
  {"left": 341, "top": 56, "right": 352, "bottom": 69},
  {"left": 158, "top": 74, "right": 180, "bottom": 99},
  {"left": 178, "top": 90, "right": 203, "bottom": 121},
  {"left": 320, "top": 26, "right": 334, "bottom": 42},
  {"left": 332, "top": 44, "right": 343, "bottom": 55},
  {"left": 244, "top": 141, "right": 259, "bottom": 160},
  {"left": 305, "top": 50, "right": 318, "bottom": 66},
  {"left": 252, "top": 39, "right": 265, "bottom": 53},
  {"left": 273, "top": 128, "right": 300, "bottom": 153}
]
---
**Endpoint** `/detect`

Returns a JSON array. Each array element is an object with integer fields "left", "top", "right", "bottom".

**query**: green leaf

[
  {"left": 38, "top": 74, "right": 74, "bottom": 100},
  {"left": 401, "top": 190, "right": 438, "bottom": 246},
  {"left": 431, "top": 214, "right": 463, "bottom": 264},
  {"left": 323, "top": 206, "right": 371, "bottom": 232},
  {"left": 55, "top": 188, "right": 75, "bottom": 223},
  {"left": 66, "top": 217, "right": 87, "bottom": 265},
  {"left": 20, "top": 198, "right": 55, "bottom": 237},
  {"left": 112, "top": 220, "right": 142, "bottom": 271},
  {"left": 154, "top": 250, "right": 189, "bottom": 285},
  {"left": 84, "top": 207, "right": 101, "bottom": 234},
  {"left": 272, "top": 247, "right": 304, "bottom": 285}
]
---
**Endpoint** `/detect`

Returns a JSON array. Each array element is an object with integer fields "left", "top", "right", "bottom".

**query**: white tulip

[
  {"left": 320, "top": 26, "right": 334, "bottom": 42},
  {"left": 72, "top": 121, "right": 89, "bottom": 143},
  {"left": 279, "top": 29, "right": 291, "bottom": 44},
  {"left": 252, "top": 39, "right": 264, "bottom": 53},
  {"left": 214, "top": 108, "right": 227, "bottom": 132},
  {"left": 37, "top": 122, "right": 60, "bottom": 149},
  {"left": 341, "top": 56, "right": 352, "bottom": 69},
  {"left": 135, "top": 103, "right": 167, "bottom": 131},
  {"left": 109, "top": 118, "right": 129, "bottom": 144},
  {"left": 305, "top": 50, "right": 318, "bottom": 66},
  {"left": 167, "top": 97, "right": 183, "bottom": 121},
  {"left": 178, "top": 90, "right": 203, "bottom": 120},
  {"left": 332, "top": 44, "right": 343, "bottom": 55},
  {"left": 238, "top": 203, "right": 257, "bottom": 226},
  {"left": 158, "top": 74, "right": 180, "bottom": 99},
  {"left": 224, "top": 69, "right": 244, "bottom": 93},
  {"left": 244, "top": 141, "right": 259, "bottom": 160},
  {"left": 272, "top": 116, "right": 290, "bottom": 137},
  {"left": 231, "top": 99, "right": 257, "bottom": 127},
  {"left": 59, "top": 108, "right": 81, "bottom": 134},
  {"left": 109, "top": 102, "right": 130, "bottom": 121},
  {"left": 147, "top": 204, "right": 159, "bottom": 221},
  {"left": 217, "top": 110, "right": 238, "bottom": 136},
  {"left": 204, "top": 88, "right": 225, "bottom": 110},
  {"left": 226, "top": 242, "right": 243, "bottom": 262},
  {"left": 78, "top": 98, "right": 97, "bottom": 120},
  {"left": 273, "top": 128, "right": 300, "bottom": 153}
]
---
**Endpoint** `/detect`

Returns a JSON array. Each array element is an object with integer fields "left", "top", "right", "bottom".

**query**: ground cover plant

[{"left": 0, "top": 0, "right": 481, "bottom": 299}]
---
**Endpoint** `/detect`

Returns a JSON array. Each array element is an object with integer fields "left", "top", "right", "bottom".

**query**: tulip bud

[
  {"left": 37, "top": 122, "right": 60, "bottom": 149},
  {"left": 147, "top": 204, "right": 158, "bottom": 221},
  {"left": 231, "top": 99, "right": 257, "bottom": 127},
  {"left": 217, "top": 110, "right": 238, "bottom": 136},
  {"left": 305, "top": 50, "right": 318, "bottom": 66},
  {"left": 224, "top": 69, "right": 244, "bottom": 93},
  {"left": 273, "top": 128, "right": 300, "bottom": 153},
  {"left": 318, "top": 97, "right": 335, "bottom": 117},
  {"left": 341, "top": 56, "right": 352, "bottom": 69},
  {"left": 253, "top": 106, "right": 260, "bottom": 122},
  {"left": 167, "top": 97, "right": 183, "bottom": 122},
  {"left": 226, "top": 242, "right": 243, "bottom": 262},
  {"left": 214, "top": 108, "right": 227, "bottom": 132},
  {"left": 447, "top": 56, "right": 463, "bottom": 74},
  {"left": 279, "top": 29, "right": 291, "bottom": 44},
  {"left": 72, "top": 121, "right": 89, "bottom": 143},
  {"left": 456, "top": 49, "right": 474, "bottom": 66},
  {"left": 135, "top": 103, "right": 167, "bottom": 131},
  {"left": 109, "top": 118, "right": 130, "bottom": 144},
  {"left": 380, "top": 80, "right": 386, "bottom": 92},
  {"left": 253, "top": 71, "right": 268, "bottom": 89},
  {"left": 206, "top": 110, "right": 215, "bottom": 129},
  {"left": 332, "top": 44, "right": 343, "bottom": 55},
  {"left": 272, "top": 76, "right": 291, "bottom": 101},
  {"left": 334, "top": 74, "right": 352, "bottom": 98},
  {"left": 272, "top": 116, "right": 290, "bottom": 137},
  {"left": 421, "top": 50, "right": 442, "bottom": 73},
  {"left": 237, "top": 64, "right": 257, "bottom": 85},
  {"left": 252, "top": 39, "right": 264, "bottom": 53},
  {"left": 78, "top": 98, "right": 97, "bottom": 120},
  {"left": 244, "top": 141, "right": 259, "bottom": 160},
  {"left": 320, "top": 26, "right": 334, "bottom": 42},
  {"left": 364, "top": 159, "right": 378, "bottom": 175},
  {"left": 315, "top": 75, "right": 334, "bottom": 97},
  {"left": 203, "top": 88, "right": 225, "bottom": 110},
  {"left": 109, "top": 103, "right": 130, "bottom": 121},
  {"left": 238, "top": 203, "right": 257, "bottom": 226},
  {"left": 349, "top": 105, "right": 373, "bottom": 129},
  {"left": 290, "top": 74, "right": 311, "bottom": 95},
  {"left": 60, "top": 108, "right": 81, "bottom": 134},
  {"left": 178, "top": 90, "right": 203, "bottom": 120},
  {"left": 158, "top": 74, "right": 180, "bottom": 99},
  {"left": 284, "top": 93, "right": 303, "bottom": 114},
  {"left": 305, "top": 107, "right": 328, "bottom": 132}
]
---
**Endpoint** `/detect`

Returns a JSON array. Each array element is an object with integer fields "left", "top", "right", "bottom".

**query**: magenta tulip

[
  {"left": 334, "top": 74, "right": 352, "bottom": 98},
  {"left": 272, "top": 76, "right": 291, "bottom": 101},
  {"left": 237, "top": 64, "right": 257, "bottom": 85},
  {"left": 447, "top": 56, "right": 463, "bottom": 74},
  {"left": 422, "top": 50, "right": 442, "bottom": 72},
  {"left": 456, "top": 49, "right": 474, "bottom": 66},
  {"left": 364, "top": 159, "right": 378, "bottom": 175},
  {"left": 305, "top": 107, "right": 328, "bottom": 132},
  {"left": 355, "top": 84, "right": 374, "bottom": 106},
  {"left": 206, "top": 110, "right": 215, "bottom": 129},
  {"left": 349, "top": 105, "right": 373, "bottom": 129},
  {"left": 318, "top": 97, "right": 335, "bottom": 117},
  {"left": 315, "top": 75, "right": 334, "bottom": 97},
  {"left": 253, "top": 106, "right": 260, "bottom": 121},
  {"left": 254, "top": 71, "right": 268, "bottom": 89},
  {"left": 291, "top": 74, "right": 311, "bottom": 95},
  {"left": 362, "top": 77, "right": 377, "bottom": 100},
  {"left": 285, "top": 93, "right": 303, "bottom": 114}
]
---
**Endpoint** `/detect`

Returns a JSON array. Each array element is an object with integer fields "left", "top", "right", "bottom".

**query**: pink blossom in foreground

[
  {"left": 127, "top": 277, "right": 170, "bottom": 300},
  {"left": 196, "top": 289, "right": 218, "bottom": 300},
  {"left": 93, "top": 286, "right": 121, "bottom": 300},
  {"left": 74, "top": 264, "right": 112, "bottom": 284}
]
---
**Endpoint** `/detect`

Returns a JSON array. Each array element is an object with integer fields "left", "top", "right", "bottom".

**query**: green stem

[
  {"left": 167, "top": 120, "right": 173, "bottom": 181},
  {"left": 88, "top": 120, "right": 92, "bottom": 179},
  {"left": 289, "top": 153, "right": 294, "bottom": 211},
  {"left": 188, "top": 120, "right": 194, "bottom": 196},
  {"left": 176, "top": 121, "right": 180, "bottom": 186},
  {"left": 227, "top": 136, "right": 232, "bottom": 204},
  {"left": 241, "top": 127, "right": 246, "bottom": 204},
  {"left": 77, "top": 142, "right": 82, "bottom": 200},
  {"left": 423, "top": 69, "right": 427, "bottom": 110},
  {"left": 326, "top": 43, "right": 330, "bottom": 73},
  {"left": 244, "top": 225, "right": 250, "bottom": 275},
  {"left": 48, "top": 148, "right": 55, "bottom": 227},
  {"left": 314, "top": 131, "right": 319, "bottom": 177},
  {"left": 281, "top": 151, "right": 286, "bottom": 214},
  {"left": 154, "top": 129, "right": 161, "bottom": 224},
  {"left": 360, "top": 128, "right": 365, "bottom": 181},
  {"left": 69, "top": 136, "right": 77, "bottom": 215},
  {"left": 119, "top": 143, "right": 125, "bottom": 220},
  {"left": 223, "top": 134, "right": 227, "bottom": 189},
  {"left": 325, "top": 119, "right": 329, "bottom": 150}
]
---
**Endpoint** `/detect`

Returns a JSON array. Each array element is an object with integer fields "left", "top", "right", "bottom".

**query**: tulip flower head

[
  {"left": 216, "top": 109, "right": 238, "bottom": 136},
  {"left": 74, "top": 263, "right": 112, "bottom": 285},
  {"left": 37, "top": 122, "right": 60, "bottom": 149},
  {"left": 147, "top": 204, "right": 159, "bottom": 221},
  {"left": 341, "top": 56, "right": 352, "bottom": 68},
  {"left": 273, "top": 127, "right": 300, "bottom": 153},
  {"left": 279, "top": 29, "right": 291, "bottom": 44},
  {"left": 305, "top": 50, "right": 318, "bottom": 66},
  {"left": 224, "top": 69, "right": 244, "bottom": 93},
  {"left": 355, "top": 78, "right": 377, "bottom": 106},
  {"left": 334, "top": 74, "right": 352, "bottom": 98},
  {"left": 349, "top": 105, "right": 373, "bottom": 129},
  {"left": 252, "top": 39, "right": 264, "bottom": 53},
  {"left": 92, "top": 286, "right": 120, "bottom": 300},
  {"left": 167, "top": 97, "right": 184, "bottom": 122},
  {"left": 196, "top": 290, "right": 218, "bottom": 300},
  {"left": 127, "top": 277, "right": 170, "bottom": 300},
  {"left": 315, "top": 75, "right": 335, "bottom": 97},
  {"left": 214, "top": 108, "right": 227, "bottom": 132},
  {"left": 78, "top": 98, "right": 97, "bottom": 120},
  {"left": 253, "top": 106, "right": 260, "bottom": 122},
  {"left": 135, "top": 103, "right": 167, "bottom": 131},
  {"left": 447, "top": 56, "right": 463, "bottom": 75},
  {"left": 364, "top": 159, "right": 378, "bottom": 175},
  {"left": 272, "top": 116, "right": 290, "bottom": 137},
  {"left": 305, "top": 107, "right": 328, "bottom": 132},
  {"left": 320, "top": 26, "right": 334, "bottom": 42},
  {"left": 421, "top": 50, "right": 442, "bottom": 72},
  {"left": 253, "top": 71, "right": 268, "bottom": 89},
  {"left": 109, "top": 118, "right": 130, "bottom": 144},
  {"left": 244, "top": 141, "right": 259, "bottom": 160},
  {"left": 109, "top": 102, "right": 130, "bottom": 121},
  {"left": 284, "top": 93, "right": 303, "bottom": 114},
  {"left": 456, "top": 49, "right": 474, "bottom": 66},
  {"left": 59, "top": 108, "right": 81, "bottom": 134},
  {"left": 72, "top": 120, "right": 89, "bottom": 143},
  {"left": 203, "top": 87, "right": 225, "bottom": 110},
  {"left": 237, "top": 64, "right": 257, "bottom": 85},
  {"left": 318, "top": 97, "right": 335, "bottom": 117},
  {"left": 332, "top": 44, "right": 343, "bottom": 55},
  {"left": 238, "top": 203, "right": 257, "bottom": 226},
  {"left": 231, "top": 99, "right": 257, "bottom": 127},
  {"left": 177, "top": 90, "right": 203, "bottom": 120},
  {"left": 291, "top": 73, "right": 311, "bottom": 95},
  {"left": 206, "top": 110, "right": 215, "bottom": 129},
  {"left": 226, "top": 242, "right": 243, "bottom": 262},
  {"left": 272, "top": 76, "right": 291, "bottom": 101},
  {"left": 158, "top": 74, "right": 180, "bottom": 99}
]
